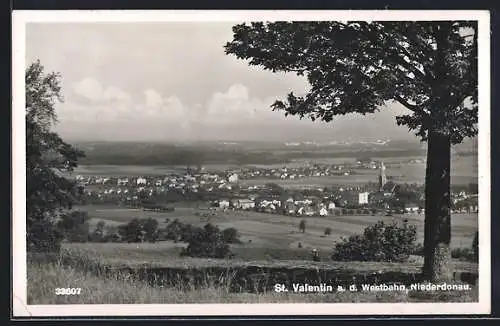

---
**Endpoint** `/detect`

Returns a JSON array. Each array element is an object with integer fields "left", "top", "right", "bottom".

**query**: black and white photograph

[{"left": 12, "top": 10, "right": 490, "bottom": 316}]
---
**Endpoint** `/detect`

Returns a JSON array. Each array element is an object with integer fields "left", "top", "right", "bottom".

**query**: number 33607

[{"left": 55, "top": 288, "right": 81, "bottom": 295}]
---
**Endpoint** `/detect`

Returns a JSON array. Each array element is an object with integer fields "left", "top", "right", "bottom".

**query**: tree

[
  {"left": 332, "top": 220, "right": 417, "bottom": 262},
  {"left": 141, "top": 217, "right": 159, "bottom": 243},
  {"left": 118, "top": 218, "right": 143, "bottom": 243},
  {"left": 324, "top": 227, "right": 332, "bottom": 236},
  {"left": 221, "top": 227, "right": 241, "bottom": 244},
  {"left": 299, "top": 219, "right": 306, "bottom": 233},
  {"left": 225, "top": 21, "right": 477, "bottom": 281},
  {"left": 182, "top": 223, "right": 232, "bottom": 258},
  {"left": 26, "top": 60, "right": 85, "bottom": 252},
  {"left": 90, "top": 221, "right": 106, "bottom": 242},
  {"left": 56, "top": 211, "right": 90, "bottom": 243}
]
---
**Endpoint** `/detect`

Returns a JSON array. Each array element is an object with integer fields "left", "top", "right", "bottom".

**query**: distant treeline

[{"left": 76, "top": 142, "right": 429, "bottom": 166}]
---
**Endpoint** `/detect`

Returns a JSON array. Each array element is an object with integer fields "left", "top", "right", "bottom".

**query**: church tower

[{"left": 379, "top": 161, "right": 387, "bottom": 191}]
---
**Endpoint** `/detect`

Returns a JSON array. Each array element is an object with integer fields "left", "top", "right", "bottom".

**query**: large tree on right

[{"left": 225, "top": 21, "right": 478, "bottom": 281}]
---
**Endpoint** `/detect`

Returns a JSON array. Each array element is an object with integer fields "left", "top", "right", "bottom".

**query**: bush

[
  {"left": 411, "top": 243, "right": 425, "bottom": 256},
  {"left": 118, "top": 218, "right": 143, "bottom": 243},
  {"left": 324, "top": 227, "right": 332, "bottom": 236},
  {"left": 451, "top": 247, "right": 475, "bottom": 261},
  {"left": 221, "top": 227, "right": 241, "bottom": 244},
  {"left": 181, "top": 223, "right": 232, "bottom": 259},
  {"left": 56, "top": 211, "right": 90, "bottom": 243},
  {"left": 332, "top": 220, "right": 417, "bottom": 263},
  {"left": 27, "top": 220, "right": 65, "bottom": 253},
  {"left": 141, "top": 218, "right": 159, "bottom": 243}
]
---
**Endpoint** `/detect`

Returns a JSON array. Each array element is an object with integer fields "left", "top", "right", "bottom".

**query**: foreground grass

[{"left": 28, "top": 259, "right": 478, "bottom": 304}]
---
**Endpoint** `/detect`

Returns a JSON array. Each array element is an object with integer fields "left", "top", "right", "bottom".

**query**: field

[
  {"left": 77, "top": 204, "right": 478, "bottom": 260},
  {"left": 28, "top": 258, "right": 478, "bottom": 304}
]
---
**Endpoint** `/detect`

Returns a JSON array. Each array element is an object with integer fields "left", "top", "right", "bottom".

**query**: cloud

[
  {"left": 56, "top": 80, "right": 413, "bottom": 142},
  {"left": 71, "top": 77, "right": 131, "bottom": 106},
  {"left": 144, "top": 89, "right": 163, "bottom": 108},
  {"left": 204, "top": 84, "right": 290, "bottom": 125},
  {"left": 73, "top": 77, "right": 103, "bottom": 102},
  {"left": 139, "top": 89, "right": 188, "bottom": 124}
]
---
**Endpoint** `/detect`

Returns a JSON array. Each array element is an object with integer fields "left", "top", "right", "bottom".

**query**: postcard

[{"left": 12, "top": 9, "right": 491, "bottom": 317}]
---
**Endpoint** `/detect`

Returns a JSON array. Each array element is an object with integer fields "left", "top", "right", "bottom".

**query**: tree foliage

[
  {"left": 181, "top": 223, "right": 232, "bottom": 259},
  {"left": 56, "top": 211, "right": 90, "bottom": 243},
  {"left": 332, "top": 220, "right": 417, "bottom": 262},
  {"left": 26, "top": 60, "right": 86, "bottom": 252},
  {"left": 225, "top": 21, "right": 477, "bottom": 143},
  {"left": 225, "top": 20, "right": 478, "bottom": 281}
]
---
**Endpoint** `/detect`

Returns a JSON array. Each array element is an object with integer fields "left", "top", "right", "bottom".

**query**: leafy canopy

[
  {"left": 225, "top": 21, "right": 477, "bottom": 144},
  {"left": 26, "top": 60, "right": 85, "bottom": 251}
]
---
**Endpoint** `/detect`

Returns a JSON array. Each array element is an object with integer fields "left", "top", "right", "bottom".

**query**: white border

[{"left": 12, "top": 10, "right": 491, "bottom": 317}]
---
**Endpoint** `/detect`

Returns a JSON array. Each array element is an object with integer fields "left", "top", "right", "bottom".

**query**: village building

[
  {"left": 218, "top": 199, "right": 230, "bottom": 209},
  {"left": 228, "top": 173, "right": 239, "bottom": 183},
  {"left": 404, "top": 203, "right": 420, "bottom": 213},
  {"left": 358, "top": 192, "right": 370, "bottom": 205},
  {"left": 117, "top": 178, "right": 129, "bottom": 186},
  {"left": 239, "top": 199, "right": 256, "bottom": 210},
  {"left": 285, "top": 202, "right": 297, "bottom": 215}
]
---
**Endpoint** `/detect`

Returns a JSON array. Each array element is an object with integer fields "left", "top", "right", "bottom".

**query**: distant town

[{"left": 74, "top": 159, "right": 479, "bottom": 217}]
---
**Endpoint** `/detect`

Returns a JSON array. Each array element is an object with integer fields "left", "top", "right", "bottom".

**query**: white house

[
  {"left": 358, "top": 192, "right": 370, "bottom": 205},
  {"left": 328, "top": 202, "right": 336, "bottom": 210},
  {"left": 239, "top": 199, "right": 255, "bottom": 210},
  {"left": 228, "top": 173, "right": 239, "bottom": 183},
  {"left": 319, "top": 207, "right": 328, "bottom": 216},
  {"left": 136, "top": 177, "right": 147, "bottom": 186},
  {"left": 117, "top": 178, "right": 129, "bottom": 186},
  {"left": 219, "top": 199, "right": 230, "bottom": 209},
  {"left": 404, "top": 204, "right": 420, "bottom": 213}
]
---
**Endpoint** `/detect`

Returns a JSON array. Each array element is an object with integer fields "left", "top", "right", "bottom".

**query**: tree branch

[{"left": 395, "top": 95, "right": 429, "bottom": 117}]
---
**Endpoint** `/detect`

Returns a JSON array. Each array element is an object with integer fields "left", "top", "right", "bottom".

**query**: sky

[{"left": 25, "top": 22, "right": 415, "bottom": 142}]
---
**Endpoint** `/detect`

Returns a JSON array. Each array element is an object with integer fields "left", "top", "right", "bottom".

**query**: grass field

[
  {"left": 28, "top": 254, "right": 478, "bottom": 304},
  {"left": 79, "top": 204, "right": 478, "bottom": 251}
]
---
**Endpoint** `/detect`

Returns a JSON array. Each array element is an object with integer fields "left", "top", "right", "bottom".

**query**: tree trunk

[{"left": 422, "top": 130, "right": 452, "bottom": 281}]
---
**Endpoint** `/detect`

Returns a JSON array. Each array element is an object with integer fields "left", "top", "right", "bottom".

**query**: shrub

[
  {"left": 411, "top": 243, "right": 425, "bottom": 256},
  {"left": 451, "top": 247, "right": 475, "bottom": 261},
  {"left": 56, "top": 211, "right": 90, "bottom": 243},
  {"left": 141, "top": 218, "right": 159, "bottom": 243},
  {"left": 118, "top": 218, "right": 143, "bottom": 243},
  {"left": 181, "top": 223, "right": 232, "bottom": 259},
  {"left": 324, "top": 227, "right": 332, "bottom": 236},
  {"left": 164, "top": 219, "right": 183, "bottom": 241},
  {"left": 332, "top": 220, "right": 417, "bottom": 263},
  {"left": 221, "top": 227, "right": 241, "bottom": 244},
  {"left": 27, "top": 220, "right": 65, "bottom": 253}
]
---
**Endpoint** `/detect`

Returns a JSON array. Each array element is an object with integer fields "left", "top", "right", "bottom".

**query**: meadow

[
  {"left": 28, "top": 256, "right": 478, "bottom": 304},
  {"left": 77, "top": 204, "right": 478, "bottom": 258}
]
